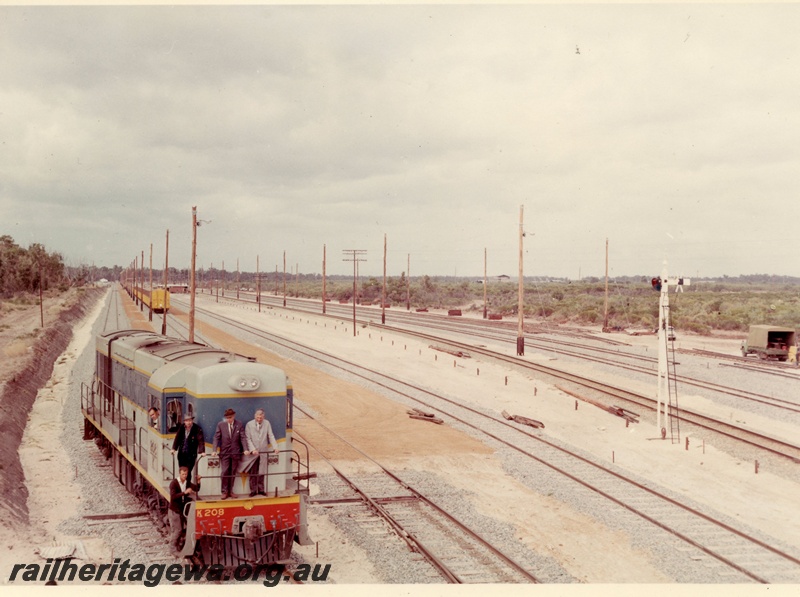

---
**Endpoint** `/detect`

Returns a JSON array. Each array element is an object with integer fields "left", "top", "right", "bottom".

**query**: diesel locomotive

[{"left": 80, "top": 329, "right": 313, "bottom": 565}]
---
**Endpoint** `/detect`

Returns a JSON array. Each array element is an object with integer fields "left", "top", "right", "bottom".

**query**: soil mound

[{"left": 0, "top": 288, "right": 104, "bottom": 529}]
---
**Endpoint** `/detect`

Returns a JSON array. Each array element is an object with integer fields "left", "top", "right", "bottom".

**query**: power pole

[
  {"left": 236, "top": 258, "right": 240, "bottom": 301},
  {"left": 517, "top": 205, "right": 525, "bottom": 356},
  {"left": 257, "top": 255, "right": 261, "bottom": 313},
  {"left": 603, "top": 238, "right": 609, "bottom": 331},
  {"left": 162, "top": 230, "right": 169, "bottom": 335},
  {"left": 189, "top": 206, "right": 197, "bottom": 343},
  {"left": 343, "top": 249, "right": 367, "bottom": 337},
  {"left": 322, "top": 244, "right": 327, "bottom": 315},
  {"left": 382, "top": 234, "right": 387, "bottom": 325},
  {"left": 283, "top": 251, "right": 287, "bottom": 307},
  {"left": 148, "top": 244, "right": 153, "bottom": 322},
  {"left": 140, "top": 250, "right": 145, "bottom": 312},
  {"left": 483, "top": 247, "right": 488, "bottom": 319},
  {"left": 406, "top": 253, "right": 410, "bottom": 311},
  {"left": 38, "top": 255, "right": 43, "bottom": 328}
]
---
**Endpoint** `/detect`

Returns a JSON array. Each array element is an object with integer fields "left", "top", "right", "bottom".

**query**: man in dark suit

[
  {"left": 213, "top": 408, "right": 246, "bottom": 499},
  {"left": 168, "top": 466, "right": 201, "bottom": 557},
  {"left": 171, "top": 413, "right": 205, "bottom": 483}
]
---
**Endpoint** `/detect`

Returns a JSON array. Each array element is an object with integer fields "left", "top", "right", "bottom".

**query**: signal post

[{"left": 652, "top": 262, "right": 690, "bottom": 436}]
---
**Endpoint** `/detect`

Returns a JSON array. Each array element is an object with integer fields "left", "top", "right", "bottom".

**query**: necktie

[{"left": 228, "top": 424, "right": 232, "bottom": 436}]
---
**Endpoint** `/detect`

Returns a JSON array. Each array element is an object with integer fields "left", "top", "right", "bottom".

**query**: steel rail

[
  {"left": 294, "top": 407, "right": 539, "bottom": 583},
  {"left": 196, "top": 293, "right": 800, "bottom": 412}
]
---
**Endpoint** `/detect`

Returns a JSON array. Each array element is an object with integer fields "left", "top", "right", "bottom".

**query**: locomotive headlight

[{"left": 229, "top": 375, "right": 261, "bottom": 392}]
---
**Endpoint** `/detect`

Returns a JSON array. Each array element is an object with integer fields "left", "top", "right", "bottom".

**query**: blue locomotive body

[{"left": 81, "top": 329, "right": 312, "bottom": 565}]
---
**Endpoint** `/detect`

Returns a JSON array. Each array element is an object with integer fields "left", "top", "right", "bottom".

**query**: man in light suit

[
  {"left": 242, "top": 408, "right": 280, "bottom": 497},
  {"left": 212, "top": 408, "right": 246, "bottom": 499}
]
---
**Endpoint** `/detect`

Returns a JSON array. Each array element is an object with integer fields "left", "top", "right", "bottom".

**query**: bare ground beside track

[{"left": 0, "top": 288, "right": 104, "bottom": 530}]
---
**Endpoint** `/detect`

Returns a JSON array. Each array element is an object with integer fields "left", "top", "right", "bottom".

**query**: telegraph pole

[
  {"left": 140, "top": 250, "right": 145, "bottom": 312},
  {"left": 603, "top": 238, "right": 609, "bottom": 331},
  {"left": 406, "top": 253, "right": 410, "bottom": 311},
  {"left": 189, "top": 206, "right": 197, "bottom": 343},
  {"left": 382, "top": 234, "right": 387, "bottom": 325},
  {"left": 517, "top": 205, "right": 525, "bottom": 356},
  {"left": 322, "top": 244, "right": 327, "bottom": 315},
  {"left": 162, "top": 230, "right": 169, "bottom": 335},
  {"left": 343, "top": 249, "right": 367, "bottom": 337},
  {"left": 148, "top": 244, "right": 153, "bottom": 322},
  {"left": 483, "top": 247, "right": 487, "bottom": 319},
  {"left": 257, "top": 255, "right": 261, "bottom": 312}
]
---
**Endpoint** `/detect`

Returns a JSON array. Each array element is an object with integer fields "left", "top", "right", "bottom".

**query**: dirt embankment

[{"left": 0, "top": 287, "right": 105, "bottom": 530}]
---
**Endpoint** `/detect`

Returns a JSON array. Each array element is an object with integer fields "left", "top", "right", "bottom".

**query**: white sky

[{"left": 1, "top": 3, "right": 799, "bottom": 279}]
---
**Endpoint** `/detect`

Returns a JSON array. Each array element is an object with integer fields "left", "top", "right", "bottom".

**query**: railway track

[
  {"left": 167, "top": 296, "right": 800, "bottom": 582},
  {"left": 297, "top": 407, "right": 539, "bottom": 583},
  {"left": 368, "top": 326, "right": 800, "bottom": 462},
  {"left": 167, "top": 294, "right": 800, "bottom": 462},
  {"left": 194, "top": 293, "right": 800, "bottom": 416}
]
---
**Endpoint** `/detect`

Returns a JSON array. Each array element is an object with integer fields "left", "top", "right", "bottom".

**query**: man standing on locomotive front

[
  {"left": 168, "top": 466, "right": 200, "bottom": 557},
  {"left": 213, "top": 408, "right": 246, "bottom": 499},
  {"left": 242, "top": 408, "right": 280, "bottom": 497},
  {"left": 171, "top": 413, "right": 205, "bottom": 483}
]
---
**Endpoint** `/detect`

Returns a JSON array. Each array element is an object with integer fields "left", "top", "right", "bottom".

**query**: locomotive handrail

[
  {"left": 289, "top": 438, "right": 312, "bottom": 493},
  {"left": 137, "top": 427, "right": 148, "bottom": 469},
  {"left": 81, "top": 381, "right": 103, "bottom": 430},
  {"left": 163, "top": 442, "right": 177, "bottom": 480},
  {"left": 188, "top": 449, "right": 304, "bottom": 499}
]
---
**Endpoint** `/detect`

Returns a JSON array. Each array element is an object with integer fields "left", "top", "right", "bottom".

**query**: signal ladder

[{"left": 662, "top": 304, "right": 681, "bottom": 443}]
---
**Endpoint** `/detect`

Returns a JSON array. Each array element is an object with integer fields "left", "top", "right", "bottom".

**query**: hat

[
  {"left": 183, "top": 413, "right": 195, "bottom": 420},
  {"left": 224, "top": 408, "right": 236, "bottom": 417}
]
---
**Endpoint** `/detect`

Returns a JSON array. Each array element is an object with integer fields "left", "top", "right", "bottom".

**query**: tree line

[{"left": 0, "top": 235, "right": 68, "bottom": 297}]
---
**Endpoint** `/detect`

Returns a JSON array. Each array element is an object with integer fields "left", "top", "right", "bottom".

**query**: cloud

[{"left": 1, "top": 4, "right": 800, "bottom": 278}]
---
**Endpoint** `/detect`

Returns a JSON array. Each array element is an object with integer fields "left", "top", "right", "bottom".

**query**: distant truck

[{"left": 741, "top": 325, "right": 796, "bottom": 361}]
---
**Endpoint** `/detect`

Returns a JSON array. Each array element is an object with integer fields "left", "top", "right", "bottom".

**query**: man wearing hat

[
  {"left": 171, "top": 412, "right": 205, "bottom": 484},
  {"left": 213, "top": 408, "right": 246, "bottom": 499}
]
